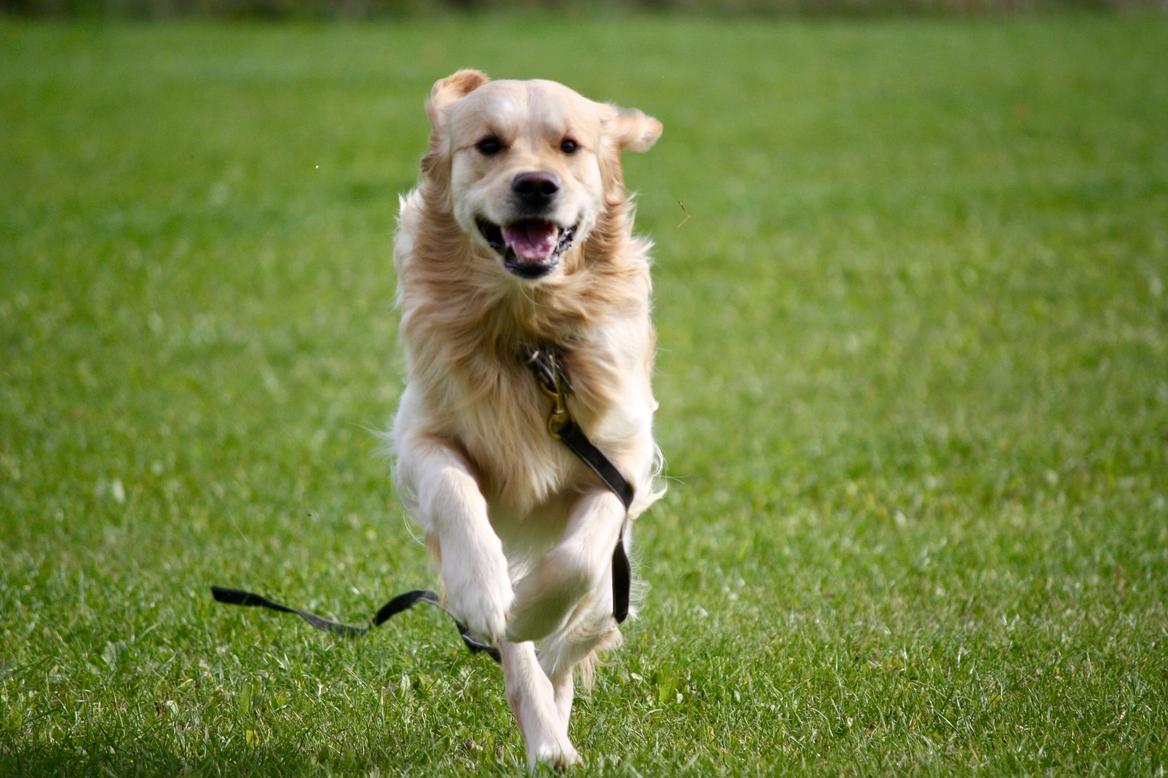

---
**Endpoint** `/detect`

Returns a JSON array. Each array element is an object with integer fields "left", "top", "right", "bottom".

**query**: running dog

[{"left": 391, "top": 69, "right": 664, "bottom": 770}]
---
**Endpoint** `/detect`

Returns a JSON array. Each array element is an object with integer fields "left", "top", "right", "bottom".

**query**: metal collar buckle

[{"left": 525, "top": 347, "right": 573, "bottom": 440}]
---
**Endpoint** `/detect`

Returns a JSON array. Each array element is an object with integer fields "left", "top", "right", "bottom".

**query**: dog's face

[{"left": 423, "top": 71, "right": 661, "bottom": 281}]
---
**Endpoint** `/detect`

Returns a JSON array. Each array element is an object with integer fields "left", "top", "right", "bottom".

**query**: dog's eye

[
  {"left": 476, "top": 136, "right": 503, "bottom": 156},
  {"left": 559, "top": 138, "right": 579, "bottom": 155}
]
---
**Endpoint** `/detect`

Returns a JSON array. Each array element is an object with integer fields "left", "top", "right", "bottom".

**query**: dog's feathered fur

[{"left": 390, "top": 70, "right": 663, "bottom": 769}]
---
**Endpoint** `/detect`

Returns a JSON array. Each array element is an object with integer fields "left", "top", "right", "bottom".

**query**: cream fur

[{"left": 389, "top": 70, "right": 663, "bottom": 771}]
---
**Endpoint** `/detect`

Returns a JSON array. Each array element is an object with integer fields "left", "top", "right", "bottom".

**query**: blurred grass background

[
  {"left": 4, "top": 0, "right": 1165, "bottom": 18},
  {"left": 2, "top": 13, "right": 1167, "bottom": 775}
]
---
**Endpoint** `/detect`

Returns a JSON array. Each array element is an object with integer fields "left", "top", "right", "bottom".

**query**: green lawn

[{"left": 2, "top": 14, "right": 1166, "bottom": 775}]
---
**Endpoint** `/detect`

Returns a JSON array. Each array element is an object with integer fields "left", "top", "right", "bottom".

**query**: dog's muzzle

[{"left": 476, "top": 216, "right": 579, "bottom": 280}]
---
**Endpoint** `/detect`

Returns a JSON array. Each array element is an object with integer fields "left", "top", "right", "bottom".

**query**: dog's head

[{"left": 421, "top": 70, "right": 662, "bottom": 282}]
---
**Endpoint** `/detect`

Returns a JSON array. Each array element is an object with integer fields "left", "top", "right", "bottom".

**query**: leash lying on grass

[
  {"left": 211, "top": 584, "right": 502, "bottom": 661},
  {"left": 212, "top": 346, "right": 634, "bottom": 661}
]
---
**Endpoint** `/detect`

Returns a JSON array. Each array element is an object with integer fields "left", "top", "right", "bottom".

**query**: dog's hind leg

[
  {"left": 538, "top": 586, "right": 626, "bottom": 738},
  {"left": 551, "top": 668, "right": 574, "bottom": 728},
  {"left": 501, "top": 640, "right": 581, "bottom": 771}
]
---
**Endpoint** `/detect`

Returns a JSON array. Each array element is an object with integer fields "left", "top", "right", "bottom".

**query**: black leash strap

[
  {"left": 211, "top": 585, "right": 500, "bottom": 662},
  {"left": 526, "top": 346, "right": 635, "bottom": 623},
  {"left": 556, "top": 421, "right": 635, "bottom": 511}
]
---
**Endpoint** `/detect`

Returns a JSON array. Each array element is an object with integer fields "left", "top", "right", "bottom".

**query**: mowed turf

[{"left": 2, "top": 14, "right": 1166, "bottom": 775}]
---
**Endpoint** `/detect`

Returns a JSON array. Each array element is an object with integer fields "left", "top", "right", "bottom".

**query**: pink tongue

[{"left": 502, "top": 220, "right": 558, "bottom": 264}]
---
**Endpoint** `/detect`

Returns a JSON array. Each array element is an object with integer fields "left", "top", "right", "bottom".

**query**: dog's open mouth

[{"left": 476, "top": 217, "right": 578, "bottom": 280}]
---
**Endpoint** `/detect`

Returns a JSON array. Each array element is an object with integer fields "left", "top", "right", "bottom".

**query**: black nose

[{"left": 511, "top": 171, "right": 560, "bottom": 208}]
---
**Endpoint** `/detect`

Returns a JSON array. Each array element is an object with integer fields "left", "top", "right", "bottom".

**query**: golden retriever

[{"left": 390, "top": 70, "right": 664, "bottom": 770}]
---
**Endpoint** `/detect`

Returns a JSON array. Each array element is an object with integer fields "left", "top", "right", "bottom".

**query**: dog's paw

[
  {"left": 442, "top": 544, "right": 513, "bottom": 645},
  {"left": 527, "top": 735, "right": 582, "bottom": 773},
  {"left": 506, "top": 545, "right": 594, "bottom": 644}
]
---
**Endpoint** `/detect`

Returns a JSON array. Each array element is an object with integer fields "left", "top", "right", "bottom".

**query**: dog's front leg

[
  {"left": 506, "top": 490, "right": 625, "bottom": 643},
  {"left": 399, "top": 436, "right": 512, "bottom": 645},
  {"left": 501, "top": 640, "right": 581, "bottom": 771}
]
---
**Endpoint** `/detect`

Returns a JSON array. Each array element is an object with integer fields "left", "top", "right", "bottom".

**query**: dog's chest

[{"left": 443, "top": 361, "right": 583, "bottom": 512}]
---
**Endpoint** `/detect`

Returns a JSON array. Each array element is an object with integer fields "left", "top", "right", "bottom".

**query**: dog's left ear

[
  {"left": 426, "top": 69, "right": 490, "bottom": 127},
  {"left": 605, "top": 105, "right": 663, "bottom": 153}
]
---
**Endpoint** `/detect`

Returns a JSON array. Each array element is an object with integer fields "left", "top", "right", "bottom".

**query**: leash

[
  {"left": 210, "top": 585, "right": 500, "bottom": 661},
  {"left": 212, "top": 344, "right": 635, "bottom": 657}
]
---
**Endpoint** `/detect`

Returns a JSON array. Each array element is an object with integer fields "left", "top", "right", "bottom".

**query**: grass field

[{"left": 2, "top": 14, "right": 1167, "bottom": 775}]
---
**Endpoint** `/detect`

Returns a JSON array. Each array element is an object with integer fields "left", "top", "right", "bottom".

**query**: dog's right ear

[
  {"left": 421, "top": 70, "right": 489, "bottom": 188},
  {"left": 425, "top": 69, "right": 490, "bottom": 127}
]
